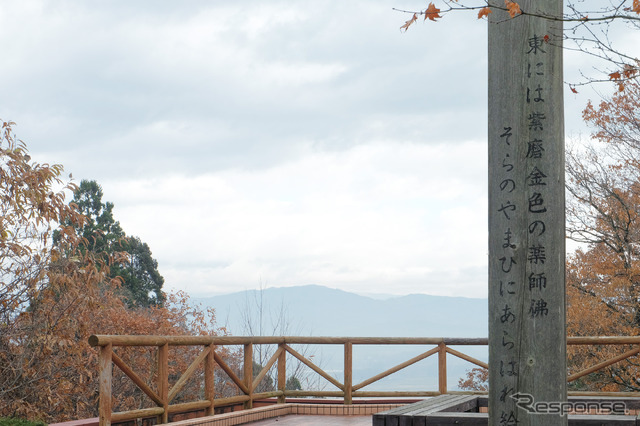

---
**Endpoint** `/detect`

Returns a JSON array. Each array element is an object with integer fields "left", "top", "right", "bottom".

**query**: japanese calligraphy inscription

[{"left": 488, "top": 1, "right": 566, "bottom": 425}]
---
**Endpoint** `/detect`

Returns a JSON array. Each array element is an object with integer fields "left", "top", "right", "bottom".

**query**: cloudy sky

[{"left": 2, "top": 1, "right": 636, "bottom": 298}]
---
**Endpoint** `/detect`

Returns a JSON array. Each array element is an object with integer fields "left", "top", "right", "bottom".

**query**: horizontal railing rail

[{"left": 89, "top": 335, "right": 640, "bottom": 426}]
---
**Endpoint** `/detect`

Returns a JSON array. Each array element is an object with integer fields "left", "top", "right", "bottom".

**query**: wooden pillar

[
  {"left": 158, "top": 343, "right": 169, "bottom": 424},
  {"left": 277, "top": 343, "right": 286, "bottom": 404},
  {"left": 204, "top": 343, "right": 215, "bottom": 416},
  {"left": 344, "top": 342, "right": 353, "bottom": 405},
  {"left": 437, "top": 343, "right": 447, "bottom": 395},
  {"left": 244, "top": 343, "right": 254, "bottom": 409},
  {"left": 98, "top": 343, "right": 112, "bottom": 426},
  {"left": 488, "top": 1, "right": 567, "bottom": 425}
]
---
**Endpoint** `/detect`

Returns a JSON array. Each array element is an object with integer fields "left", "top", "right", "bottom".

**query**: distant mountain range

[
  {"left": 195, "top": 285, "right": 488, "bottom": 391},
  {"left": 196, "top": 284, "right": 487, "bottom": 337}
]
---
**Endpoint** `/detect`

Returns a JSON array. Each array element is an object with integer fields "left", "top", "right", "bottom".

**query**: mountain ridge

[
  {"left": 195, "top": 284, "right": 487, "bottom": 338},
  {"left": 194, "top": 285, "right": 488, "bottom": 391}
]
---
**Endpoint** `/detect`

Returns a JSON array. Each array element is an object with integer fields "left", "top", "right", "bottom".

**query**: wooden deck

[
  {"left": 373, "top": 395, "right": 486, "bottom": 426},
  {"left": 373, "top": 395, "right": 640, "bottom": 425}
]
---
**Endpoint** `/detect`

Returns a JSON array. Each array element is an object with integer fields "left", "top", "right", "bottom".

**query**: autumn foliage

[
  {"left": 400, "top": 0, "right": 640, "bottom": 27},
  {"left": 0, "top": 121, "right": 236, "bottom": 422},
  {"left": 400, "top": 0, "right": 523, "bottom": 30},
  {"left": 564, "top": 78, "right": 640, "bottom": 391},
  {"left": 399, "top": 1, "right": 640, "bottom": 88},
  {"left": 457, "top": 367, "right": 488, "bottom": 391},
  {"left": 459, "top": 79, "right": 640, "bottom": 392}
]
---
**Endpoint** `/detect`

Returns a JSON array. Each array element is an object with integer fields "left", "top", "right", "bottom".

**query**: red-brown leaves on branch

[
  {"left": 400, "top": 13, "right": 418, "bottom": 31},
  {"left": 623, "top": 65, "right": 639, "bottom": 79},
  {"left": 566, "top": 79, "right": 640, "bottom": 392},
  {"left": 424, "top": 2, "right": 441, "bottom": 21},
  {"left": 581, "top": 78, "right": 640, "bottom": 145},
  {"left": 608, "top": 65, "right": 640, "bottom": 92},
  {"left": 458, "top": 367, "right": 489, "bottom": 391},
  {"left": 0, "top": 123, "right": 235, "bottom": 422},
  {"left": 399, "top": 3, "right": 440, "bottom": 30},
  {"left": 478, "top": 7, "right": 492, "bottom": 19},
  {"left": 505, "top": 1, "right": 522, "bottom": 18},
  {"left": 403, "top": 1, "right": 523, "bottom": 25}
]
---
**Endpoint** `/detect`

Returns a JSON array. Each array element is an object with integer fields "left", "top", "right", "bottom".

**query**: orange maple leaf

[
  {"left": 424, "top": 2, "right": 441, "bottom": 21},
  {"left": 623, "top": 65, "right": 638, "bottom": 79},
  {"left": 400, "top": 13, "right": 418, "bottom": 31},
  {"left": 609, "top": 71, "right": 622, "bottom": 80},
  {"left": 505, "top": 0, "right": 521, "bottom": 18},
  {"left": 570, "top": 86, "right": 578, "bottom": 94},
  {"left": 478, "top": 7, "right": 492, "bottom": 19},
  {"left": 634, "top": 0, "right": 640, "bottom": 14}
]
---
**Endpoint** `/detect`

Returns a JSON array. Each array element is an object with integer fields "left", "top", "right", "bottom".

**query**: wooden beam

[
  {"left": 166, "top": 400, "right": 211, "bottom": 414},
  {"left": 277, "top": 343, "right": 286, "bottom": 404},
  {"left": 213, "top": 351, "right": 250, "bottom": 395},
  {"left": 111, "top": 407, "right": 164, "bottom": 423},
  {"left": 157, "top": 343, "right": 169, "bottom": 424},
  {"left": 204, "top": 344, "right": 215, "bottom": 416},
  {"left": 252, "top": 346, "right": 282, "bottom": 391},
  {"left": 111, "top": 350, "right": 162, "bottom": 406},
  {"left": 446, "top": 346, "right": 489, "bottom": 369},
  {"left": 568, "top": 346, "right": 640, "bottom": 382},
  {"left": 168, "top": 345, "right": 211, "bottom": 403},
  {"left": 244, "top": 343, "right": 253, "bottom": 409},
  {"left": 344, "top": 342, "right": 353, "bottom": 405},
  {"left": 438, "top": 343, "right": 447, "bottom": 395},
  {"left": 88, "top": 335, "right": 489, "bottom": 347},
  {"left": 567, "top": 336, "right": 640, "bottom": 345},
  {"left": 353, "top": 346, "right": 439, "bottom": 391},
  {"left": 285, "top": 344, "right": 344, "bottom": 390},
  {"left": 98, "top": 343, "right": 112, "bottom": 426}
]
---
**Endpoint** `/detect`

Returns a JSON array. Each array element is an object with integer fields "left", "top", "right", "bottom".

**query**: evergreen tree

[
  {"left": 111, "top": 236, "right": 165, "bottom": 307},
  {"left": 285, "top": 376, "right": 302, "bottom": 391},
  {"left": 70, "top": 180, "right": 124, "bottom": 254},
  {"left": 64, "top": 179, "right": 165, "bottom": 307}
]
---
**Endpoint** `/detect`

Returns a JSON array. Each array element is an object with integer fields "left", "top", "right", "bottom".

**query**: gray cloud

[
  {"left": 2, "top": 1, "right": 488, "bottom": 181},
  {"left": 1, "top": 0, "right": 616, "bottom": 298}
]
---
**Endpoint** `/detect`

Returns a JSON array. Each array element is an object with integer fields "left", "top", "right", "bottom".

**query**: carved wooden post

[
  {"left": 488, "top": 0, "right": 567, "bottom": 424},
  {"left": 344, "top": 342, "right": 353, "bottom": 405},
  {"left": 158, "top": 343, "right": 169, "bottom": 424},
  {"left": 99, "top": 343, "right": 112, "bottom": 426},
  {"left": 244, "top": 343, "right": 254, "bottom": 409},
  {"left": 277, "top": 343, "right": 286, "bottom": 404},
  {"left": 204, "top": 343, "right": 215, "bottom": 416}
]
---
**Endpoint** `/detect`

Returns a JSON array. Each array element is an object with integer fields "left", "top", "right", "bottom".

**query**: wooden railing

[{"left": 89, "top": 335, "right": 640, "bottom": 426}]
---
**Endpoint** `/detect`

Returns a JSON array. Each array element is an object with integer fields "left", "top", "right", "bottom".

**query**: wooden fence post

[
  {"left": 99, "top": 343, "right": 112, "bottom": 426},
  {"left": 438, "top": 343, "right": 447, "bottom": 395},
  {"left": 344, "top": 342, "right": 353, "bottom": 405},
  {"left": 204, "top": 343, "right": 215, "bottom": 416},
  {"left": 278, "top": 343, "right": 286, "bottom": 404},
  {"left": 158, "top": 343, "right": 169, "bottom": 424},
  {"left": 244, "top": 343, "right": 254, "bottom": 409}
]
